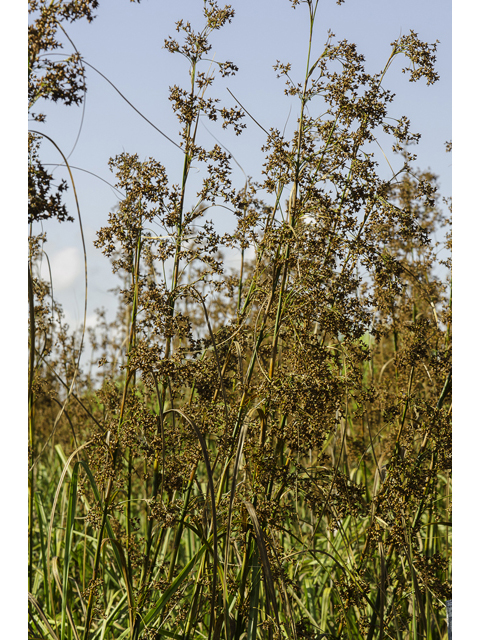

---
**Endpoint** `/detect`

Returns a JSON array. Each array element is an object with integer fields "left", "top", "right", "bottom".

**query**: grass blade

[
  {"left": 143, "top": 541, "right": 208, "bottom": 628},
  {"left": 28, "top": 592, "right": 60, "bottom": 640},
  {"left": 51, "top": 557, "right": 81, "bottom": 640},
  {"left": 243, "top": 501, "right": 281, "bottom": 631},
  {"left": 60, "top": 462, "right": 79, "bottom": 639}
]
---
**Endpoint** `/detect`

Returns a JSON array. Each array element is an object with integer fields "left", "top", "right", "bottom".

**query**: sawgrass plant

[{"left": 28, "top": 1, "right": 451, "bottom": 639}]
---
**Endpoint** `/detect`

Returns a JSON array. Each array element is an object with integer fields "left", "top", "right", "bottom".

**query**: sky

[{"left": 29, "top": 0, "right": 452, "bottom": 332}]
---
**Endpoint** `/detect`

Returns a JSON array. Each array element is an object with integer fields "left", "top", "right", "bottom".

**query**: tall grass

[{"left": 28, "top": 1, "right": 451, "bottom": 639}]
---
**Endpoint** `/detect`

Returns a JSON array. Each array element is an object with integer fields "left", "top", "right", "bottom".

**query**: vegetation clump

[{"left": 28, "top": 1, "right": 451, "bottom": 638}]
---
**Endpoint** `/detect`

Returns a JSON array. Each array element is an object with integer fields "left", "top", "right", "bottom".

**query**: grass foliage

[{"left": 28, "top": 1, "right": 451, "bottom": 639}]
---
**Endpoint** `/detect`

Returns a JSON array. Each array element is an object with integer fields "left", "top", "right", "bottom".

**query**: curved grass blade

[
  {"left": 164, "top": 408, "right": 219, "bottom": 640},
  {"left": 243, "top": 501, "right": 280, "bottom": 631},
  {"left": 90, "top": 591, "right": 127, "bottom": 640},
  {"left": 61, "top": 462, "right": 80, "bottom": 640},
  {"left": 29, "top": 130, "right": 88, "bottom": 473},
  {"left": 46, "top": 441, "right": 93, "bottom": 629},
  {"left": 102, "top": 538, "right": 136, "bottom": 636},
  {"left": 34, "top": 493, "right": 50, "bottom": 613},
  {"left": 221, "top": 412, "right": 254, "bottom": 640},
  {"left": 49, "top": 452, "right": 132, "bottom": 638},
  {"left": 246, "top": 547, "right": 261, "bottom": 640},
  {"left": 78, "top": 460, "right": 129, "bottom": 593},
  {"left": 51, "top": 557, "right": 81, "bottom": 640},
  {"left": 28, "top": 592, "right": 60, "bottom": 640},
  {"left": 142, "top": 541, "right": 208, "bottom": 628}
]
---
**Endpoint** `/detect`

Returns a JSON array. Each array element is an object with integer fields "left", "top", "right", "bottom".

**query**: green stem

[
  {"left": 28, "top": 264, "right": 35, "bottom": 596},
  {"left": 83, "top": 232, "right": 142, "bottom": 639}
]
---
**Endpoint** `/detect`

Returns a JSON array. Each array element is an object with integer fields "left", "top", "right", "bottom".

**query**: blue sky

[{"left": 29, "top": 0, "right": 452, "bottom": 330}]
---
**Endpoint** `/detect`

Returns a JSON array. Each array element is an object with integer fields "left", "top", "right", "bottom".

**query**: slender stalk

[{"left": 28, "top": 264, "right": 36, "bottom": 596}]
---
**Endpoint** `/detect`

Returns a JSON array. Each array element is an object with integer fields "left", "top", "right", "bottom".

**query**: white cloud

[{"left": 40, "top": 246, "right": 84, "bottom": 292}]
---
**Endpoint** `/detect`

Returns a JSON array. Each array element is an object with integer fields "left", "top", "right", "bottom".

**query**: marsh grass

[{"left": 28, "top": 1, "right": 451, "bottom": 639}]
